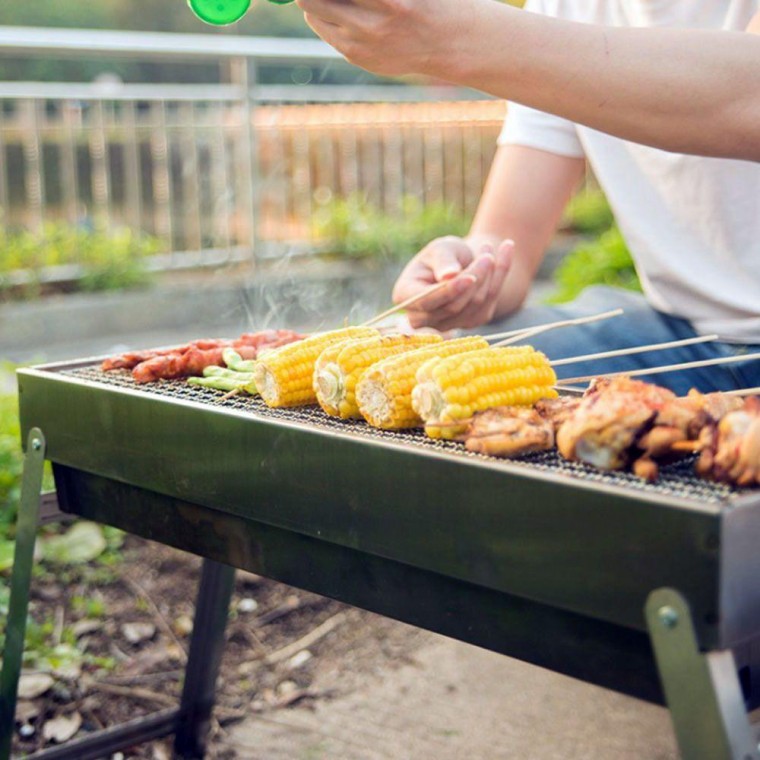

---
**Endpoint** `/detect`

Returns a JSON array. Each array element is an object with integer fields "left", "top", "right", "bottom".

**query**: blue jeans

[{"left": 470, "top": 287, "right": 760, "bottom": 396}]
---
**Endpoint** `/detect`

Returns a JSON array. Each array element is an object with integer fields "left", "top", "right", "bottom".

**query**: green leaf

[
  {"left": 40, "top": 522, "right": 107, "bottom": 565},
  {"left": 547, "top": 226, "right": 641, "bottom": 304}
]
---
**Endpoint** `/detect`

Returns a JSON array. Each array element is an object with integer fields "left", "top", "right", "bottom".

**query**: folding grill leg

[
  {"left": 0, "top": 429, "right": 46, "bottom": 760},
  {"left": 174, "top": 558, "right": 235, "bottom": 759},
  {"left": 646, "top": 588, "right": 760, "bottom": 760}
]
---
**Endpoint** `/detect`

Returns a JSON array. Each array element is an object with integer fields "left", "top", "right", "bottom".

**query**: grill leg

[
  {"left": 0, "top": 429, "right": 47, "bottom": 760},
  {"left": 646, "top": 588, "right": 760, "bottom": 760},
  {"left": 173, "top": 558, "right": 235, "bottom": 759}
]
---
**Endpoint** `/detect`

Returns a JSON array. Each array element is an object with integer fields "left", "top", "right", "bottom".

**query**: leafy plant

[
  {"left": 562, "top": 188, "right": 615, "bottom": 235},
  {"left": 0, "top": 394, "right": 24, "bottom": 546},
  {"left": 548, "top": 225, "right": 641, "bottom": 304},
  {"left": 0, "top": 224, "right": 161, "bottom": 300},
  {"left": 312, "top": 194, "right": 469, "bottom": 262},
  {"left": 0, "top": 384, "right": 55, "bottom": 547}
]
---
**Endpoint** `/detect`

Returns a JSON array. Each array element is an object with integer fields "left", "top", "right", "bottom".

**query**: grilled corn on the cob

[
  {"left": 314, "top": 333, "right": 443, "bottom": 418},
  {"left": 356, "top": 336, "right": 490, "bottom": 429},
  {"left": 412, "top": 346, "right": 558, "bottom": 439},
  {"left": 252, "top": 326, "right": 378, "bottom": 407}
]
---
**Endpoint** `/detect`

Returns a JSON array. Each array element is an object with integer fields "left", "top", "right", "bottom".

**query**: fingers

[
  {"left": 405, "top": 248, "right": 495, "bottom": 329},
  {"left": 298, "top": 0, "right": 358, "bottom": 27},
  {"left": 392, "top": 237, "right": 472, "bottom": 305},
  {"left": 443, "top": 249, "right": 495, "bottom": 316},
  {"left": 429, "top": 237, "right": 473, "bottom": 281},
  {"left": 302, "top": 12, "right": 341, "bottom": 44},
  {"left": 410, "top": 273, "right": 479, "bottom": 314},
  {"left": 391, "top": 234, "right": 516, "bottom": 330},
  {"left": 485, "top": 239, "right": 514, "bottom": 305}
]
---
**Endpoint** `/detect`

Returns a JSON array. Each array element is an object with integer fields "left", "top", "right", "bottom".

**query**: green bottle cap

[{"left": 188, "top": 0, "right": 252, "bottom": 25}]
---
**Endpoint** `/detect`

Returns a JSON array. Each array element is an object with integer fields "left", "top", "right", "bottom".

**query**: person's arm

[
  {"left": 297, "top": 1, "right": 760, "bottom": 161},
  {"left": 393, "top": 144, "right": 585, "bottom": 331}
]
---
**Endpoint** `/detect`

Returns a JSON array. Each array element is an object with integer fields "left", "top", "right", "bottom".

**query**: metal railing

[{"left": 0, "top": 26, "right": 504, "bottom": 263}]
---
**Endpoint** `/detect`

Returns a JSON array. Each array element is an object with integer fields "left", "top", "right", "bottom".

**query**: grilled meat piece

[
  {"left": 464, "top": 406, "right": 555, "bottom": 458},
  {"left": 463, "top": 396, "right": 580, "bottom": 459},
  {"left": 103, "top": 329, "right": 303, "bottom": 374},
  {"left": 557, "top": 380, "right": 746, "bottom": 480},
  {"left": 556, "top": 377, "right": 676, "bottom": 471},
  {"left": 125, "top": 329, "right": 303, "bottom": 383},
  {"left": 651, "top": 389, "right": 743, "bottom": 440},
  {"left": 101, "top": 339, "right": 226, "bottom": 371},
  {"left": 534, "top": 396, "right": 582, "bottom": 431},
  {"left": 696, "top": 396, "right": 760, "bottom": 486},
  {"left": 634, "top": 390, "right": 745, "bottom": 480},
  {"left": 132, "top": 345, "right": 259, "bottom": 383}
]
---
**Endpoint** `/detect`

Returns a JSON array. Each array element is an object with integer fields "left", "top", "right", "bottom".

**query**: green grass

[
  {"left": 0, "top": 223, "right": 161, "bottom": 300},
  {"left": 312, "top": 194, "right": 468, "bottom": 262}
]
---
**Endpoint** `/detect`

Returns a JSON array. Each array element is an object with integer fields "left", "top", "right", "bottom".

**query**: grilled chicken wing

[
  {"left": 463, "top": 396, "right": 581, "bottom": 459},
  {"left": 464, "top": 407, "right": 555, "bottom": 457},
  {"left": 556, "top": 378, "right": 676, "bottom": 470},
  {"left": 696, "top": 396, "right": 760, "bottom": 486}
]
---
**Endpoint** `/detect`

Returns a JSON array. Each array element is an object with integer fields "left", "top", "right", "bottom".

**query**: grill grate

[{"left": 62, "top": 365, "right": 742, "bottom": 505}]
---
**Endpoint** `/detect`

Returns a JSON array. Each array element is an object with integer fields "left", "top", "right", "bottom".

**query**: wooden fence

[{"left": 0, "top": 97, "right": 507, "bottom": 253}]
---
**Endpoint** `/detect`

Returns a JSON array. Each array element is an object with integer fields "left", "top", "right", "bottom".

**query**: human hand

[
  {"left": 295, "top": 0, "right": 478, "bottom": 77},
  {"left": 391, "top": 236, "right": 514, "bottom": 331}
]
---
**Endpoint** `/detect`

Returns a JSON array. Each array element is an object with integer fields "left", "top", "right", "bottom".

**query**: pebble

[{"left": 237, "top": 598, "right": 259, "bottom": 614}]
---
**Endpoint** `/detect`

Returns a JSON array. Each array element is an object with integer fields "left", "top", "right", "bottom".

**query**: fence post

[
  {"left": 21, "top": 99, "right": 45, "bottom": 233},
  {"left": 230, "top": 55, "right": 259, "bottom": 265}
]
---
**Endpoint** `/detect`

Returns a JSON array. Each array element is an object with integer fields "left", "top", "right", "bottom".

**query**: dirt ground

[{"left": 11, "top": 534, "right": 431, "bottom": 759}]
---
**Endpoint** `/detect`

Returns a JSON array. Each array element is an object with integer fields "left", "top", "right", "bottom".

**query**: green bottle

[{"left": 188, "top": 0, "right": 294, "bottom": 26}]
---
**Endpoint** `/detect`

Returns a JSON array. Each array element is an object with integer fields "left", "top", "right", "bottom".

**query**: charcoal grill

[{"left": 3, "top": 357, "right": 760, "bottom": 759}]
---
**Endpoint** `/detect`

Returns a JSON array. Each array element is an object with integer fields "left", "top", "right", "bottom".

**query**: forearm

[
  {"left": 432, "top": 4, "right": 760, "bottom": 161},
  {"left": 466, "top": 145, "right": 585, "bottom": 318}
]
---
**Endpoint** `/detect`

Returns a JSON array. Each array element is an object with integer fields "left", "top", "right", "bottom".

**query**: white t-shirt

[{"left": 499, "top": 0, "right": 760, "bottom": 343}]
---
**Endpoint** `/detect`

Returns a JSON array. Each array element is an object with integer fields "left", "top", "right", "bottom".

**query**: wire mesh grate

[{"left": 62, "top": 364, "right": 742, "bottom": 506}]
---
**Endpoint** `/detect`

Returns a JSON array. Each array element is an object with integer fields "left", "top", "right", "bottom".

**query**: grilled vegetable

[
  {"left": 222, "top": 348, "right": 258, "bottom": 373},
  {"left": 252, "top": 327, "right": 378, "bottom": 408},
  {"left": 188, "top": 362, "right": 258, "bottom": 394},
  {"left": 356, "top": 336, "right": 489, "bottom": 429},
  {"left": 314, "top": 333, "right": 443, "bottom": 418},
  {"left": 188, "top": 375, "right": 255, "bottom": 393},
  {"left": 412, "top": 347, "right": 558, "bottom": 439}
]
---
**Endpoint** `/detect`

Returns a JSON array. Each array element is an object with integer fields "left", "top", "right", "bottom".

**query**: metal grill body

[{"left": 7, "top": 359, "right": 760, "bottom": 759}]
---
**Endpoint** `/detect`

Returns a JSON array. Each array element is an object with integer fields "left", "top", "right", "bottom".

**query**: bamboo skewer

[
  {"left": 556, "top": 351, "right": 760, "bottom": 387},
  {"left": 553, "top": 385, "right": 586, "bottom": 394},
  {"left": 725, "top": 387, "right": 760, "bottom": 396},
  {"left": 484, "top": 310, "right": 619, "bottom": 343},
  {"left": 491, "top": 309, "right": 624, "bottom": 347},
  {"left": 361, "top": 280, "right": 451, "bottom": 327},
  {"left": 550, "top": 334, "right": 719, "bottom": 367}
]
